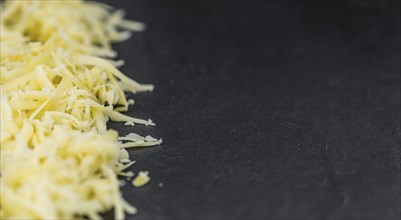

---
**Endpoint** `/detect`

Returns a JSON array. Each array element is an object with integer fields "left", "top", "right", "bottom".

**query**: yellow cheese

[
  {"left": 132, "top": 171, "right": 151, "bottom": 188},
  {"left": 0, "top": 0, "right": 160, "bottom": 219},
  {"left": 118, "top": 133, "right": 162, "bottom": 148}
]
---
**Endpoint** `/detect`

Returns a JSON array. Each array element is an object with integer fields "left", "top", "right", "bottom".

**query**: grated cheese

[
  {"left": 0, "top": 0, "right": 161, "bottom": 219},
  {"left": 132, "top": 171, "right": 151, "bottom": 188}
]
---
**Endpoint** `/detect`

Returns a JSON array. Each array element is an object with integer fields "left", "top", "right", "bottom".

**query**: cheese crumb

[{"left": 132, "top": 171, "right": 151, "bottom": 187}]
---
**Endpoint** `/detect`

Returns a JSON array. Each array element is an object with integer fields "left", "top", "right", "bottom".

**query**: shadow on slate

[{"left": 99, "top": 1, "right": 400, "bottom": 220}]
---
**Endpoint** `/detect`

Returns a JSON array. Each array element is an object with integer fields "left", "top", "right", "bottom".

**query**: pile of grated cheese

[{"left": 0, "top": 0, "right": 161, "bottom": 219}]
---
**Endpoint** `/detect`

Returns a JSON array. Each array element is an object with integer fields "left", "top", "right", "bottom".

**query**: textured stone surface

[{"left": 104, "top": 1, "right": 400, "bottom": 219}]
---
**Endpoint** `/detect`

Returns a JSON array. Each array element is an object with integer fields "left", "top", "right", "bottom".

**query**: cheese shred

[
  {"left": 0, "top": 0, "right": 161, "bottom": 219},
  {"left": 132, "top": 171, "right": 151, "bottom": 188}
]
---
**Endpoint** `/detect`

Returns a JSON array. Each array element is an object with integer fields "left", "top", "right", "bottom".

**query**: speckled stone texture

[{"left": 102, "top": 1, "right": 400, "bottom": 219}]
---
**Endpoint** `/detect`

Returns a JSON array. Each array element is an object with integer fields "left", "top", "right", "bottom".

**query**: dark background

[{"left": 103, "top": 1, "right": 400, "bottom": 219}]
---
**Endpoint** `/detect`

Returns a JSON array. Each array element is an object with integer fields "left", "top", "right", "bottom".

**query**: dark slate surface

[{"left": 102, "top": 1, "right": 400, "bottom": 219}]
